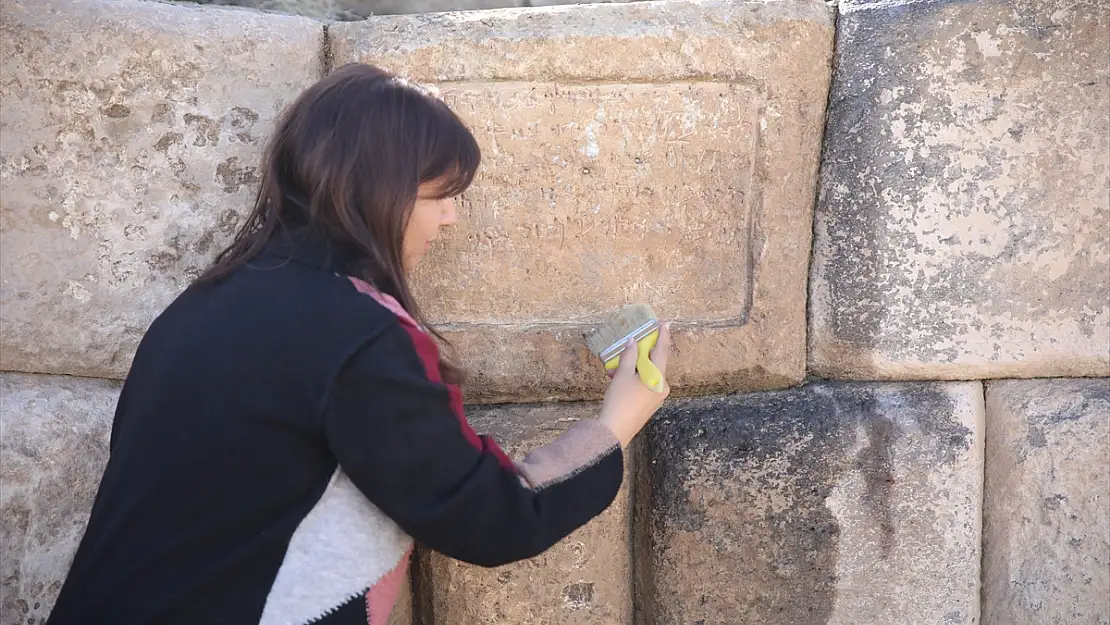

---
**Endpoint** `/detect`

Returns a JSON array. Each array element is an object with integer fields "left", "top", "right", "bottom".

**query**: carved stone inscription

[{"left": 413, "top": 82, "right": 760, "bottom": 325}]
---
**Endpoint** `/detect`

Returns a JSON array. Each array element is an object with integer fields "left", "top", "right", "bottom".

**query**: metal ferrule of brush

[{"left": 598, "top": 318, "right": 661, "bottom": 365}]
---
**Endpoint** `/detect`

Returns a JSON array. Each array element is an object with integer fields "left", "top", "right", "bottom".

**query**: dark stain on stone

[
  {"left": 56, "top": 119, "right": 95, "bottom": 145},
  {"left": 563, "top": 582, "right": 594, "bottom": 609},
  {"left": 151, "top": 102, "right": 173, "bottom": 124},
  {"left": 815, "top": 0, "right": 1000, "bottom": 360},
  {"left": 228, "top": 106, "right": 259, "bottom": 129},
  {"left": 1022, "top": 380, "right": 1109, "bottom": 453},
  {"left": 1043, "top": 494, "right": 1065, "bottom": 511},
  {"left": 149, "top": 234, "right": 202, "bottom": 275},
  {"left": 12, "top": 598, "right": 28, "bottom": 617},
  {"left": 102, "top": 104, "right": 130, "bottom": 118},
  {"left": 945, "top": 609, "right": 968, "bottom": 624},
  {"left": 637, "top": 381, "right": 972, "bottom": 624},
  {"left": 217, "top": 208, "right": 242, "bottom": 236},
  {"left": 154, "top": 132, "right": 183, "bottom": 154},
  {"left": 52, "top": 79, "right": 83, "bottom": 94},
  {"left": 639, "top": 388, "right": 846, "bottom": 624},
  {"left": 1027, "top": 426, "right": 1048, "bottom": 448},
  {"left": 90, "top": 86, "right": 113, "bottom": 103},
  {"left": 854, "top": 397, "right": 897, "bottom": 556},
  {"left": 24, "top": 164, "right": 48, "bottom": 178},
  {"left": 193, "top": 231, "right": 214, "bottom": 255},
  {"left": 215, "top": 158, "right": 259, "bottom": 194},
  {"left": 146, "top": 250, "right": 179, "bottom": 272},
  {"left": 183, "top": 113, "right": 220, "bottom": 147},
  {"left": 1042, "top": 384, "right": 1109, "bottom": 424},
  {"left": 896, "top": 383, "right": 973, "bottom": 465}
]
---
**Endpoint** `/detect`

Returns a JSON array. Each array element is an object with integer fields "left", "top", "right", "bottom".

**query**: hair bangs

[{"left": 419, "top": 102, "right": 481, "bottom": 199}]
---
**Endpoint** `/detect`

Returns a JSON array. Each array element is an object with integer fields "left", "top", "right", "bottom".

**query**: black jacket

[{"left": 46, "top": 227, "right": 623, "bottom": 625}]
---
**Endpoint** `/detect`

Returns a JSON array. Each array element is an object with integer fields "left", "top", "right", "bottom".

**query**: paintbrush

[{"left": 585, "top": 304, "right": 665, "bottom": 392}]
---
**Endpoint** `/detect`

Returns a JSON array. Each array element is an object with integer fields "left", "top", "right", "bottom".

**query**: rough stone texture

[
  {"left": 0, "top": 0, "right": 324, "bottom": 380},
  {"left": 810, "top": 0, "right": 1110, "bottom": 380},
  {"left": 0, "top": 373, "right": 121, "bottom": 625},
  {"left": 983, "top": 379, "right": 1110, "bottom": 625},
  {"left": 636, "top": 382, "right": 984, "bottom": 625},
  {"left": 416, "top": 402, "right": 633, "bottom": 625},
  {"left": 332, "top": 0, "right": 834, "bottom": 402}
]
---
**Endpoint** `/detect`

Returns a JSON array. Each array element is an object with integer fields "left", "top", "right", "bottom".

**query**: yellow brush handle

[{"left": 603, "top": 329, "right": 664, "bottom": 392}]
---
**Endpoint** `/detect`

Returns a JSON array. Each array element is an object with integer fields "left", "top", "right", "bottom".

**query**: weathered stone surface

[
  {"left": 331, "top": 0, "right": 834, "bottom": 402},
  {"left": 810, "top": 0, "right": 1110, "bottom": 379},
  {"left": 637, "top": 382, "right": 984, "bottom": 625},
  {"left": 0, "top": 0, "right": 324, "bottom": 380},
  {"left": 417, "top": 402, "right": 633, "bottom": 625},
  {"left": 0, "top": 373, "right": 120, "bottom": 625},
  {"left": 983, "top": 379, "right": 1110, "bottom": 625}
]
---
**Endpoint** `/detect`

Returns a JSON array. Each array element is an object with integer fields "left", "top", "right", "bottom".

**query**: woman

[{"left": 46, "top": 63, "right": 671, "bottom": 625}]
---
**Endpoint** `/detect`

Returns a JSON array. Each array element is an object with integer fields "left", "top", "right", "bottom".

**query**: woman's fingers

[
  {"left": 615, "top": 337, "right": 638, "bottom": 378},
  {"left": 650, "top": 323, "right": 672, "bottom": 375}
]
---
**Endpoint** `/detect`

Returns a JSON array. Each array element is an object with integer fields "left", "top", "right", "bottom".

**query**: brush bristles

[{"left": 585, "top": 304, "right": 659, "bottom": 357}]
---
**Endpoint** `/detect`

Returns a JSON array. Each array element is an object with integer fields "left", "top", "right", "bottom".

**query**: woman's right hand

[{"left": 598, "top": 323, "right": 672, "bottom": 447}]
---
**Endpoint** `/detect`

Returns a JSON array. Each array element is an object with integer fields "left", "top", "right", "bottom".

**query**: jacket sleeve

[{"left": 323, "top": 321, "right": 624, "bottom": 568}]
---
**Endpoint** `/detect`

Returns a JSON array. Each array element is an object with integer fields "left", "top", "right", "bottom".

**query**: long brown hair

[{"left": 198, "top": 62, "right": 479, "bottom": 383}]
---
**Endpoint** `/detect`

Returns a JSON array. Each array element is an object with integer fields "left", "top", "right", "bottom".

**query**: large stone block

[
  {"left": 0, "top": 0, "right": 324, "bottom": 380},
  {"left": 983, "top": 379, "right": 1110, "bottom": 625},
  {"left": 810, "top": 0, "right": 1110, "bottom": 379},
  {"left": 416, "top": 402, "right": 633, "bottom": 625},
  {"left": 636, "top": 382, "right": 984, "bottom": 625},
  {"left": 331, "top": 0, "right": 834, "bottom": 402},
  {"left": 0, "top": 373, "right": 121, "bottom": 625}
]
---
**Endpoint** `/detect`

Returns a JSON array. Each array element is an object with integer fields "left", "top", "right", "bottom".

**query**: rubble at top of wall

[{"left": 171, "top": 0, "right": 646, "bottom": 21}]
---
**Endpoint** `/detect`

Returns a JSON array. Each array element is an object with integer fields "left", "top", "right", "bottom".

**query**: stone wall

[{"left": 1, "top": 0, "right": 1106, "bottom": 624}]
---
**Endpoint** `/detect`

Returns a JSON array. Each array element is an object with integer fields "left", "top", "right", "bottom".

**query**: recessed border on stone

[{"left": 330, "top": 0, "right": 835, "bottom": 402}]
